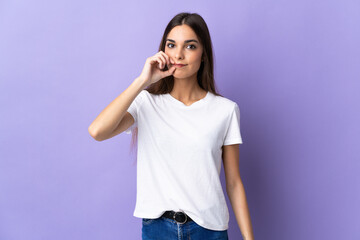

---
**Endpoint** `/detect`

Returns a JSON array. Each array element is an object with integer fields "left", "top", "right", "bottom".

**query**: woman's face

[{"left": 165, "top": 25, "right": 203, "bottom": 79}]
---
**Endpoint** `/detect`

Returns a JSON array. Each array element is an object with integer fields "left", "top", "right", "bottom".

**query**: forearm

[
  {"left": 88, "top": 76, "right": 148, "bottom": 141},
  {"left": 226, "top": 182, "right": 254, "bottom": 240}
]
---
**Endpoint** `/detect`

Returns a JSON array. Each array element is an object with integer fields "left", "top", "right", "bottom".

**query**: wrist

[{"left": 134, "top": 76, "right": 149, "bottom": 89}]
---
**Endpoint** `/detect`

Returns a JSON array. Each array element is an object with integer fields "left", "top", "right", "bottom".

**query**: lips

[{"left": 173, "top": 64, "right": 187, "bottom": 67}]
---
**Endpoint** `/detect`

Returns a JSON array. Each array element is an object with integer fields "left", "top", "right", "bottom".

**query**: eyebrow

[{"left": 166, "top": 38, "right": 199, "bottom": 44}]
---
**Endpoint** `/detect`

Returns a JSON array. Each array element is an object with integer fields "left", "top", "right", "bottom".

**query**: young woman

[{"left": 88, "top": 12, "right": 254, "bottom": 240}]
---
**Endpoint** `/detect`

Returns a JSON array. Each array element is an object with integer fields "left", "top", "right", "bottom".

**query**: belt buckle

[{"left": 173, "top": 210, "right": 187, "bottom": 224}]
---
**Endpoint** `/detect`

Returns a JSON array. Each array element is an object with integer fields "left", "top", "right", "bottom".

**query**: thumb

[{"left": 166, "top": 65, "right": 176, "bottom": 75}]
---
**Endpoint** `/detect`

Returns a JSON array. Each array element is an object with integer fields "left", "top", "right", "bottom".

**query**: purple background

[{"left": 1, "top": 0, "right": 359, "bottom": 239}]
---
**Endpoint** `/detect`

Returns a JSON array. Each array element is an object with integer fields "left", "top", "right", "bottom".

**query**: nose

[{"left": 174, "top": 48, "right": 184, "bottom": 60}]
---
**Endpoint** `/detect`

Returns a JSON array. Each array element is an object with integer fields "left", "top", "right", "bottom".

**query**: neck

[{"left": 171, "top": 73, "right": 206, "bottom": 102}]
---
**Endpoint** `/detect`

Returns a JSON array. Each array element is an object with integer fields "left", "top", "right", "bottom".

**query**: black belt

[{"left": 161, "top": 210, "right": 193, "bottom": 224}]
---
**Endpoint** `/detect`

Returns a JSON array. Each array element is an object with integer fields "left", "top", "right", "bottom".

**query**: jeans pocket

[{"left": 142, "top": 218, "right": 156, "bottom": 225}]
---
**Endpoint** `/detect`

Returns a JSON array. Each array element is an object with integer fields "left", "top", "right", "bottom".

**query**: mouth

[{"left": 173, "top": 64, "right": 187, "bottom": 68}]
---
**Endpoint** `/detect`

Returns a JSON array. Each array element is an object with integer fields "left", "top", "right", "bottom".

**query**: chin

[
  {"left": 173, "top": 71, "right": 197, "bottom": 79},
  {"left": 173, "top": 74, "right": 191, "bottom": 79}
]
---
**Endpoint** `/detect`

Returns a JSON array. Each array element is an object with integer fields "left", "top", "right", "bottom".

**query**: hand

[{"left": 138, "top": 51, "right": 176, "bottom": 87}]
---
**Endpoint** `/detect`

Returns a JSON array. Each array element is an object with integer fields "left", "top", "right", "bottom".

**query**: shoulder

[
  {"left": 135, "top": 90, "right": 163, "bottom": 107},
  {"left": 211, "top": 93, "right": 239, "bottom": 112},
  {"left": 132, "top": 89, "right": 150, "bottom": 107},
  {"left": 137, "top": 89, "right": 152, "bottom": 100},
  {"left": 140, "top": 90, "right": 170, "bottom": 102},
  {"left": 139, "top": 89, "right": 156, "bottom": 99},
  {"left": 139, "top": 89, "right": 149, "bottom": 96}
]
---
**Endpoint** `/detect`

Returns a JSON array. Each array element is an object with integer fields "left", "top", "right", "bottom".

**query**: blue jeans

[{"left": 142, "top": 216, "right": 229, "bottom": 240}]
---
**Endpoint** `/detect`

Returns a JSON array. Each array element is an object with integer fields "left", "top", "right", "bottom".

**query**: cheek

[
  {"left": 164, "top": 47, "right": 170, "bottom": 54},
  {"left": 193, "top": 53, "right": 202, "bottom": 63},
  {"left": 191, "top": 57, "right": 202, "bottom": 67},
  {"left": 188, "top": 54, "right": 201, "bottom": 64},
  {"left": 165, "top": 50, "right": 175, "bottom": 59}
]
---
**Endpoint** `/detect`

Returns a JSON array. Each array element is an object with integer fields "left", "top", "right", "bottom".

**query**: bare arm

[
  {"left": 88, "top": 51, "right": 176, "bottom": 141},
  {"left": 88, "top": 76, "right": 148, "bottom": 141},
  {"left": 223, "top": 144, "right": 254, "bottom": 240}
]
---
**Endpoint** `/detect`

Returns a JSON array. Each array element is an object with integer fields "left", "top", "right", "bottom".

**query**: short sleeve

[
  {"left": 124, "top": 90, "right": 146, "bottom": 134},
  {"left": 223, "top": 102, "right": 243, "bottom": 145}
]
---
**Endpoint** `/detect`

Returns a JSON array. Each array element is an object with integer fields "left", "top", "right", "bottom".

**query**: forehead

[{"left": 167, "top": 25, "right": 199, "bottom": 42}]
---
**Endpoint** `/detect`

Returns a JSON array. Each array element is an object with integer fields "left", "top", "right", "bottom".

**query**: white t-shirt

[{"left": 125, "top": 89, "right": 243, "bottom": 231}]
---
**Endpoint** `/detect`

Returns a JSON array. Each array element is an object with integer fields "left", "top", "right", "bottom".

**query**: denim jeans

[{"left": 142, "top": 215, "right": 229, "bottom": 240}]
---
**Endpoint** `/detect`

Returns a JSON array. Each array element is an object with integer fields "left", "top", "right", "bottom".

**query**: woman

[{"left": 88, "top": 12, "right": 254, "bottom": 240}]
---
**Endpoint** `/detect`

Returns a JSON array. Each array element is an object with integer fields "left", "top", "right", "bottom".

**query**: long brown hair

[{"left": 129, "top": 12, "right": 223, "bottom": 165}]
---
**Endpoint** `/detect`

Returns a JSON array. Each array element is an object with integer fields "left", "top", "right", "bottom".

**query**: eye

[{"left": 166, "top": 43, "right": 197, "bottom": 50}]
